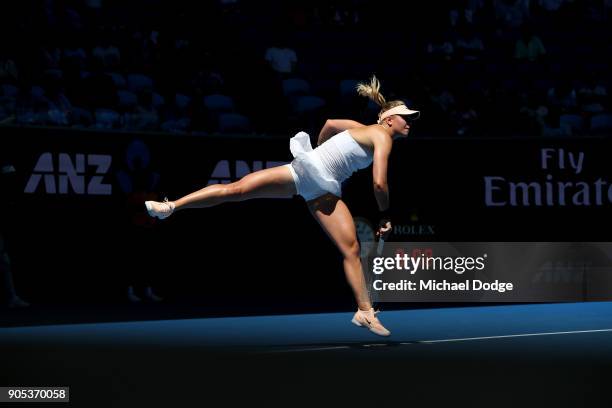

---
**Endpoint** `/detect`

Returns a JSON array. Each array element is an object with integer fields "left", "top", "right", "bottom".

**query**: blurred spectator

[
  {"left": 494, "top": 0, "right": 530, "bottom": 28},
  {"left": 547, "top": 80, "right": 577, "bottom": 114},
  {"left": 0, "top": 108, "right": 11, "bottom": 124},
  {"left": 455, "top": 25, "right": 485, "bottom": 61},
  {"left": 518, "top": 88, "right": 548, "bottom": 134},
  {"left": 426, "top": 30, "right": 455, "bottom": 61},
  {"left": 514, "top": 24, "right": 547, "bottom": 61},
  {"left": 264, "top": 39, "right": 298, "bottom": 77},
  {"left": 15, "top": 82, "right": 52, "bottom": 126},
  {"left": 286, "top": 3, "right": 310, "bottom": 28},
  {"left": 191, "top": 52, "right": 226, "bottom": 95},
  {"left": 219, "top": 0, "right": 246, "bottom": 25},
  {"left": 117, "top": 142, "right": 164, "bottom": 303},
  {"left": 457, "top": 109, "right": 480, "bottom": 136},
  {"left": 466, "top": 0, "right": 487, "bottom": 24},
  {"left": 519, "top": 98, "right": 570, "bottom": 137},
  {"left": 85, "top": 0, "right": 103, "bottom": 10},
  {"left": 124, "top": 90, "right": 159, "bottom": 131},
  {"left": 80, "top": 70, "right": 118, "bottom": 110},
  {"left": 13, "top": 81, "right": 35, "bottom": 125},
  {"left": 2, "top": 0, "right": 611, "bottom": 139},
  {"left": 431, "top": 85, "right": 456, "bottom": 114},
  {"left": 0, "top": 162, "right": 30, "bottom": 309},
  {"left": 124, "top": 27, "right": 164, "bottom": 78},
  {"left": 45, "top": 84, "right": 73, "bottom": 126},
  {"left": 423, "top": 78, "right": 457, "bottom": 134},
  {"left": 454, "top": 95, "right": 481, "bottom": 135},
  {"left": 330, "top": 1, "right": 363, "bottom": 26},
  {"left": 62, "top": 39, "right": 88, "bottom": 72},
  {"left": 578, "top": 77, "right": 608, "bottom": 114},
  {"left": 605, "top": 0, "right": 612, "bottom": 20},
  {"left": 0, "top": 56, "right": 18, "bottom": 84},
  {"left": 449, "top": 0, "right": 486, "bottom": 27},
  {"left": 40, "top": 43, "right": 62, "bottom": 70},
  {"left": 449, "top": 5, "right": 462, "bottom": 27},
  {"left": 538, "top": 0, "right": 565, "bottom": 12},
  {"left": 92, "top": 34, "right": 121, "bottom": 71}
]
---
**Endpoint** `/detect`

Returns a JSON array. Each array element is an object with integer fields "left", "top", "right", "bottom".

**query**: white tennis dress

[{"left": 284, "top": 130, "right": 373, "bottom": 200}]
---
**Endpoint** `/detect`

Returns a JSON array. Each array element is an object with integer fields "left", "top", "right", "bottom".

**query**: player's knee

[
  {"left": 344, "top": 240, "right": 361, "bottom": 260},
  {"left": 223, "top": 181, "right": 246, "bottom": 201}
]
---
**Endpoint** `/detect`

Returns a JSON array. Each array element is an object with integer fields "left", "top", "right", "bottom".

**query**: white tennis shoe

[
  {"left": 351, "top": 308, "right": 391, "bottom": 337},
  {"left": 145, "top": 198, "right": 175, "bottom": 219}
]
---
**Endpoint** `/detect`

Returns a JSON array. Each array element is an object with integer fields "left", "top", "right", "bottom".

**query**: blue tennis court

[
  {"left": 2, "top": 302, "right": 612, "bottom": 355},
  {"left": 2, "top": 302, "right": 612, "bottom": 407}
]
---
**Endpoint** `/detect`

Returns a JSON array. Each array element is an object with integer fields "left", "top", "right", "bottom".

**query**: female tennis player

[{"left": 146, "top": 76, "right": 419, "bottom": 336}]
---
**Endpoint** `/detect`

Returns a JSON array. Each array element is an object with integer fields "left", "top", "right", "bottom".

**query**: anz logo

[
  {"left": 207, "top": 159, "right": 289, "bottom": 190},
  {"left": 25, "top": 152, "right": 112, "bottom": 195}
]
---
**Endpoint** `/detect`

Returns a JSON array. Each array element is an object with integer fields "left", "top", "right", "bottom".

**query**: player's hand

[{"left": 376, "top": 219, "right": 392, "bottom": 240}]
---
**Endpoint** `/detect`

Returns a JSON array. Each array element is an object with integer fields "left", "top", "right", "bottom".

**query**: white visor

[{"left": 378, "top": 105, "right": 420, "bottom": 122}]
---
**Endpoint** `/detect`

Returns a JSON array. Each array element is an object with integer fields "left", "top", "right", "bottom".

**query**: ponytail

[{"left": 356, "top": 75, "right": 386, "bottom": 107}]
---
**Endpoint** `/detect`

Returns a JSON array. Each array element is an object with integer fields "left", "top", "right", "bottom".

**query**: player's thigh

[
  {"left": 308, "top": 194, "right": 359, "bottom": 258},
  {"left": 237, "top": 165, "right": 297, "bottom": 199}
]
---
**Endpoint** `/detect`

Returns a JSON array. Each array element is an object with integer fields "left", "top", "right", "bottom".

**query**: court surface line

[
  {"left": 264, "top": 328, "right": 612, "bottom": 353},
  {"left": 412, "top": 328, "right": 612, "bottom": 344}
]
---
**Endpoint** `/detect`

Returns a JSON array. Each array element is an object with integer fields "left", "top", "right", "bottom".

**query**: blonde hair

[{"left": 356, "top": 76, "right": 405, "bottom": 124}]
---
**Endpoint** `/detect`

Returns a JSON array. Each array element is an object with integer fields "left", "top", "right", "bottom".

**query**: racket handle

[{"left": 377, "top": 238, "right": 385, "bottom": 256}]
